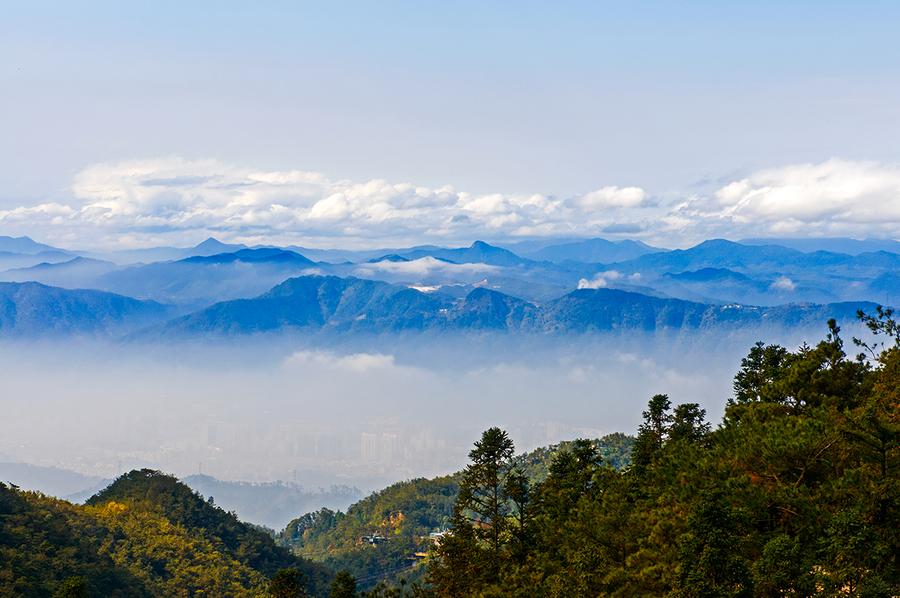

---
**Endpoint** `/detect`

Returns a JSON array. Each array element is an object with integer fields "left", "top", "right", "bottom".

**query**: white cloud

[
  {"left": 355, "top": 257, "right": 498, "bottom": 278},
  {"left": 576, "top": 270, "right": 640, "bottom": 289},
  {"left": 1, "top": 156, "right": 899, "bottom": 249},
  {"left": 578, "top": 270, "right": 641, "bottom": 289},
  {"left": 578, "top": 275, "right": 609, "bottom": 289},
  {"left": 769, "top": 276, "right": 796, "bottom": 292},
  {"left": 576, "top": 186, "right": 648, "bottom": 209},
  {"left": 673, "top": 158, "right": 900, "bottom": 238},
  {"left": 283, "top": 350, "right": 398, "bottom": 373},
  {"left": 0, "top": 157, "right": 657, "bottom": 249}
]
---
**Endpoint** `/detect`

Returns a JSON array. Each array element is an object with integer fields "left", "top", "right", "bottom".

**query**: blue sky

[{"left": 2, "top": 1, "right": 899, "bottom": 248}]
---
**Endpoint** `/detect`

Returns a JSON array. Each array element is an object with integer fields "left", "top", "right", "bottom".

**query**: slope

[
  {"left": 0, "top": 282, "right": 171, "bottom": 336},
  {"left": 277, "top": 434, "right": 635, "bottom": 588}
]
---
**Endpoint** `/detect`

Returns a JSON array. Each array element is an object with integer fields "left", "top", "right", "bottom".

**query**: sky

[{"left": 2, "top": 1, "right": 900, "bottom": 250}]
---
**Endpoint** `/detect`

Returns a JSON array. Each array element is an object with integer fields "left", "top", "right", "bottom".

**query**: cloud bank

[
  {"left": 669, "top": 159, "right": 900, "bottom": 239},
  {"left": 355, "top": 257, "right": 499, "bottom": 278},
  {"left": 0, "top": 157, "right": 897, "bottom": 249},
  {"left": 577, "top": 270, "right": 642, "bottom": 290}
]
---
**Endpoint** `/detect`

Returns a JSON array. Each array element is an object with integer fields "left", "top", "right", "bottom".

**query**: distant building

[{"left": 361, "top": 534, "right": 388, "bottom": 545}]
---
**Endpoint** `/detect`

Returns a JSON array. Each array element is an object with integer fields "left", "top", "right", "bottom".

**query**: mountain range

[
  {"left": 0, "top": 281, "right": 173, "bottom": 336},
  {"left": 0, "top": 235, "right": 896, "bottom": 339},
  {"left": 146, "top": 275, "right": 874, "bottom": 338}
]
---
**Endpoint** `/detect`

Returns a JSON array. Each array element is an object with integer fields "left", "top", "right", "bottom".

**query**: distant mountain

[
  {"left": 542, "top": 288, "right": 868, "bottom": 333},
  {"left": 585, "top": 239, "right": 900, "bottom": 306},
  {"left": 96, "top": 248, "right": 320, "bottom": 306},
  {"left": 189, "top": 236, "right": 248, "bottom": 256},
  {"left": 0, "top": 235, "right": 62, "bottom": 254},
  {"left": 0, "top": 282, "right": 172, "bottom": 336},
  {"left": 0, "top": 462, "right": 106, "bottom": 498},
  {"left": 653, "top": 267, "right": 839, "bottom": 306},
  {"left": 182, "top": 474, "right": 361, "bottom": 531},
  {"left": 353, "top": 249, "right": 577, "bottom": 303},
  {"left": 397, "top": 240, "right": 532, "bottom": 267},
  {"left": 740, "top": 236, "right": 900, "bottom": 255},
  {"left": 663, "top": 267, "right": 753, "bottom": 283},
  {"left": 541, "top": 288, "right": 715, "bottom": 332},
  {"left": 0, "top": 234, "right": 895, "bottom": 338},
  {"left": 142, "top": 274, "right": 877, "bottom": 338},
  {"left": 607, "top": 239, "right": 813, "bottom": 273},
  {"left": 522, "top": 237, "right": 664, "bottom": 263},
  {"left": 603, "top": 239, "right": 900, "bottom": 278},
  {"left": 1, "top": 256, "right": 119, "bottom": 287},
  {"left": 14, "top": 237, "right": 893, "bottom": 310},
  {"left": 448, "top": 287, "right": 540, "bottom": 330},
  {"left": 278, "top": 244, "right": 444, "bottom": 264},
  {"left": 88, "top": 237, "right": 248, "bottom": 265},
  {"left": 182, "top": 247, "right": 315, "bottom": 266},
  {"left": 494, "top": 237, "right": 585, "bottom": 255},
  {"left": 0, "top": 249, "right": 76, "bottom": 270},
  {"left": 155, "top": 275, "right": 451, "bottom": 335},
  {"left": 367, "top": 253, "right": 412, "bottom": 263}
]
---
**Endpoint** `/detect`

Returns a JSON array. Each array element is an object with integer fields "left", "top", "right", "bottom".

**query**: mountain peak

[
  {"left": 194, "top": 237, "right": 230, "bottom": 250},
  {"left": 188, "top": 237, "right": 247, "bottom": 257},
  {"left": 0, "top": 235, "right": 63, "bottom": 255},
  {"left": 693, "top": 238, "right": 740, "bottom": 249}
]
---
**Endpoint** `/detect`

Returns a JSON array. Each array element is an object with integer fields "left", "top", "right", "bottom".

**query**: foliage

[
  {"left": 1, "top": 471, "right": 333, "bottom": 597},
  {"left": 87, "top": 469, "right": 332, "bottom": 594},
  {"left": 269, "top": 568, "right": 308, "bottom": 597},
  {"left": 278, "top": 475, "right": 459, "bottom": 589},
  {"left": 277, "top": 435, "right": 634, "bottom": 589},
  {"left": 0, "top": 484, "right": 152, "bottom": 598},
  {"left": 329, "top": 570, "right": 358, "bottom": 598},
  {"left": 6, "top": 312, "right": 897, "bottom": 596},
  {"left": 422, "top": 312, "right": 900, "bottom": 596}
]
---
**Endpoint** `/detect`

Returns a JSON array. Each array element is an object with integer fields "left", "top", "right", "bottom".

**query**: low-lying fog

[{"left": 0, "top": 326, "right": 854, "bottom": 493}]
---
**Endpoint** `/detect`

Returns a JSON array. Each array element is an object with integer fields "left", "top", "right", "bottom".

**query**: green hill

[
  {"left": 276, "top": 434, "right": 635, "bottom": 588},
  {"left": 423, "top": 315, "right": 900, "bottom": 596},
  {"left": 1, "top": 470, "right": 331, "bottom": 597},
  {"left": 4, "top": 313, "right": 897, "bottom": 596}
]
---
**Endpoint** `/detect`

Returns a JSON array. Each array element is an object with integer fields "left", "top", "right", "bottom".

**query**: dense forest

[
  {"left": 0, "top": 469, "right": 331, "bottom": 597},
  {"left": 2, "top": 310, "right": 897, "bottom": 596},
  {"left": 276, "top": 434, "right": 635, "bottom": 588},
  {"left": 425, "top": 310, "right": 899, "bottom": 596}
]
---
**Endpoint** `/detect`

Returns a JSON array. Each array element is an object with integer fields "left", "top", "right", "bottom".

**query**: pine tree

[
  {"left": 329, "top": 570, "right": 357, "bottom": 598},
  {"left": 429, "top": 427, "right": 520, "bottom": 595},
  {"left": 631, "top": 394, "right": 672, "bottom": 468}
]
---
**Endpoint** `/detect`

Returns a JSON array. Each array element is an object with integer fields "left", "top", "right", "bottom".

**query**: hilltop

[
  {"left": 1, "top": 470, "right": 331, "bottom": 597},
  {"left": 276, "top": 434, "right": 635, "bottom": 588}
]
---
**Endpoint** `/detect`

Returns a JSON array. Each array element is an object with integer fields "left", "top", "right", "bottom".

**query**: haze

[{"left": 0, "top": 325, "right": 854, "bottom": 493}]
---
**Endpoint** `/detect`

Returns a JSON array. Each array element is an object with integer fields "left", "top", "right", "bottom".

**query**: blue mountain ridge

[
  {"left": 391, "top": 240, "right": 533, "bottom": 267},
  {"left": 601, "top": 239, "right": 900, "bottom": 274},
  {"left": 522, "top": 237, "right": 663, "bottom": 263},
  {"left": 91, "top": 248, "right": 321, "bottom": 306},
  {"left": 1, "top": 237, "right": 897, "bottom": 328},
  {"left": 739, "top": 237, "right": 900, "bottom": 255},
  {"left": 0, "top": 281, "right": 173, "bottom": 336},
  {"left": 145, "top": 274, "right": 879, "bottom": 338},
  {"left": 0, "top": 235, "right": 64, "bottom": 255}
]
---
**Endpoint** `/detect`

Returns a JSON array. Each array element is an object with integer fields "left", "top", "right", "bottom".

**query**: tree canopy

[{"left": 426, "top": 313, "right": 899, "bottom": 596}]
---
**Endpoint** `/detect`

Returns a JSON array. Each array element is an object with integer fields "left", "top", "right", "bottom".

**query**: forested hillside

[
  {"left": 2, "top": 311, "right": 897, "bottom": 597},
  {"left": 426, "top": 310, "right": 900, "bottom": 596},
  {"left": 1, "top": 471, "right": 330, "bottom": 597},
  {"left": 276, "top": 435, "right": 635, "bottom": 588}
]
